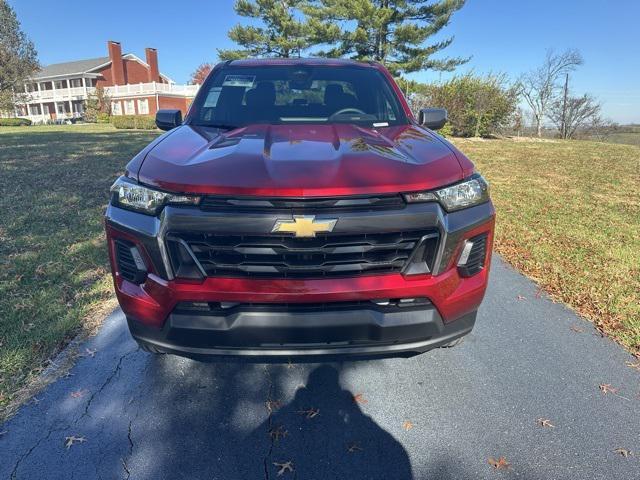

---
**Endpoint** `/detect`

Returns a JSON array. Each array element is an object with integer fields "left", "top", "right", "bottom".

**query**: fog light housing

[
  {"left": 115, "top": 239, "right": 148, "bottom": 284},
  {"left": 457, "top": 233, "right": 489, "bottom": 277}
]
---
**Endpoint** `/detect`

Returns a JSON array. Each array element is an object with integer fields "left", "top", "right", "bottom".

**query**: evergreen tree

[
  {"left": 218, "top": 0, "right": 336, "bottom": 60},
  {"left": 304, "top": 0, "right": 468, "bottom": 75},
  {"left": 0, "top": 0, "right": 39, "bottom": 112},
  {"left": 83, "top": 86, "right": 111, "bottom": 123}
]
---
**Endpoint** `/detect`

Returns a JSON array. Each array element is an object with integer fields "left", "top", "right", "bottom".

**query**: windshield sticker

[
  {"left": 222, "top": 75, "right": 256, "bottom": 88},
  {"left": 203, "top": 87, "right": 221, "bottom": 107}
]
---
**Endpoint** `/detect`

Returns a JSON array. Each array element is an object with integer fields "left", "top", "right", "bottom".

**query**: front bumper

[
  {"left": 129, "top": 303, "right": 476, "bottom": 357},
  {"left": 105, "top": 199, "right": 494, "bottom": 357}
]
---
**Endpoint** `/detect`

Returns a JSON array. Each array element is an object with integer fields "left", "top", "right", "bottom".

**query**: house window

[
  {"left": 70, "top": 78, "right": 83, "bottom": 88},
  {"left": 56, "top": 103, "right": 66, "bottom": 114},
  {"left": 54, "top": 80, "right": 67, "bottom": 89},
  {"left": 137, "top": 99, "right": 149, "bottom": 115},
  {"left": 124, "top": 99, "right": 135, "bottom": 115},
  {"left": 111, "top": 101, "right": 122, "bottom": 115},
  {"left": 29, "top": 105, "right": 40, "bottom": 115}
]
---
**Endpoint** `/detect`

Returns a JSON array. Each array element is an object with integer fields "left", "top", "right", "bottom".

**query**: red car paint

[{"left": 137, "top": 123, "right": 470, "bottom": 197}]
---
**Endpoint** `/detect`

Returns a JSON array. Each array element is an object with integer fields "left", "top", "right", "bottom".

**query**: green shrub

[
  {"left": 408, "top": 74, "right": 518, "bottom": 137},
  {"left": 111, "top": 115, "right": 157, "bottom": 130},
  {"left": 437, "top": 122, "right": 453, "bottom": 138},
  {"left": 96, "top": 112, "right": 111, "bottom": 123},
  {"left": 0, "top": 117, "right": 32, "bottom": 126}
]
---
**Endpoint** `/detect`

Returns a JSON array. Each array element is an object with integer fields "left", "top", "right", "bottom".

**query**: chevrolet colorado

[{"left": 105, "top": 58, "right": 495, "bottom": 358}]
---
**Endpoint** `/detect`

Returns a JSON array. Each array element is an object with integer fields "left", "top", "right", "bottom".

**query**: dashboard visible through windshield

[{"left": 188, "top": 65, "right": 408, "bottom": 129}]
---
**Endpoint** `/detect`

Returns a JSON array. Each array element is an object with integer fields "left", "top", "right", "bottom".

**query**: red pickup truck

[{"left": 105, "top": 58, "right": 495, "bottom": 358}]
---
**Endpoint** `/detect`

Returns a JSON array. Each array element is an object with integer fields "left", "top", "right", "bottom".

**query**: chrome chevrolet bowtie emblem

[{"left": 271, "top": 215, "right": 338, "bottom": 238}]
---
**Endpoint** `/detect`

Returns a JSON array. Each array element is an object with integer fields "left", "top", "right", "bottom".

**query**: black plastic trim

[{"left": 127, "top": 307, "right": 477, "bottom": 358}]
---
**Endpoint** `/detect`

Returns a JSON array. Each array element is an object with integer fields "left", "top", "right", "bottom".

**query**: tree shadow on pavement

[
  {"left": 126, "top": 357, "right": 414, "bottom": 479},
  {"left": 245, "top": 364, "right": 413, "bottom": 479}
]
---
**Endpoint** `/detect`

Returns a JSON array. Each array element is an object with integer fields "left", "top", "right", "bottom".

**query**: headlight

[
  {"left": 404, "top": 174, "right": 489, "bottom": 212},
  {"left": 110, "top": 176, "right": 200, "bottom": 215}
]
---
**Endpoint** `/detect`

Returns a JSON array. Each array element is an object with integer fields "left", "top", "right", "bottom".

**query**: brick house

[{"left": 14, "top": 41, "right": 199, "bottom": 123}]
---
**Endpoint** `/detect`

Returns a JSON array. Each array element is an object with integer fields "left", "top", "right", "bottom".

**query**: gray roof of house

[{"left": 33, "top": 56, "right": 111, "bottom": 79}]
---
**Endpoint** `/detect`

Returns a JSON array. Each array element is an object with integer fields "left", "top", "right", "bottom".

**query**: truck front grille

[{"left": 167, "top": 230, "right": 439, "bottom": 279}]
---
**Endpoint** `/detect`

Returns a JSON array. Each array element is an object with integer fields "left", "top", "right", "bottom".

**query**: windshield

[{"left": 188, "top": 65, "right": 408, "bottom": 128}]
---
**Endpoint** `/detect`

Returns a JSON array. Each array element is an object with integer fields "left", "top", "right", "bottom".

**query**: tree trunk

[
  {"left": 536, "top": 118, "right": 542, "bottom": 138},
  {"left": 475, "top": 114, "right": 482, "bottom": 138},
  {"left": 560, "top": 73, "right": 569, "bottom": 139}
]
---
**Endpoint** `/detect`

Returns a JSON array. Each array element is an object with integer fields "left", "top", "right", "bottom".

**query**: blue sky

[{"left": 10, "top": 0, "right": 640, "bottom": 123}]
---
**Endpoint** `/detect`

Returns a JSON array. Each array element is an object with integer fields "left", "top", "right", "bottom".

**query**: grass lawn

[
  {"left": 453, "top": 137, "right": 640, "bottom": 354},
  {"left": 0, "top": 126, "right": 638, "bottom": 418},
  {"left": 0, "top": 124, "right": 159, "bottom": 417}
]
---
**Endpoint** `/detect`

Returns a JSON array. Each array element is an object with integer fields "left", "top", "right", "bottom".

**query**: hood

[{"left": 136, "top": 123, "right": 464, "bottom": 197}]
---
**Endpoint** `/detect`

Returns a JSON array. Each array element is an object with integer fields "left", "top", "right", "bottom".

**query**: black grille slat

[
  {"left": 168, "top": 229, "right": 439, "bottom": 279},
  {"left": 200, "top": 195, "right": 405, "bottom": 212}
]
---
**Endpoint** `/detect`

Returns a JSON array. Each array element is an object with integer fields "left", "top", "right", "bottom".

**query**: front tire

[{"left": 137, "top": 341, "right": 165, "bottom": 354}]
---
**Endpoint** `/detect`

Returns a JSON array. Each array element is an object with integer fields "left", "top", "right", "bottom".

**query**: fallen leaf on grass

[
  {"left": 296, "top": 407, "right": 319, "bottom": 419},
  {"left": 599, "top": 384, "right": 618, "bottom": 395},
  {"left": 614, "top": 448, "right": 632, "bottom": 457},
  {"left": 402, "top": 421, "right": 414, "bottom": 431},
  {"left": 64, "top": 436, "right": 87, "bottom": 449},
  {"left": 269, "top": 425, "right": 288, "bottom": 441},
  {"left": 353, "top": 393, "right": 368, "bottom": 404},
  {"left": 347, "top": 442, "right": 363, "bottom": 453},
  {"left": 488, "top": 457, "right": 510, "bottom": 470},
  {"left": 273, "top": 460, "right": 294, "bottom": 476},
  {"left": 70, "top": 389, "right": 89, "bottom": 399},
  {"left": 570, "top": 325, "right": 584, "bottom": 333},
  {"left": 536, "top": 418, "right": 555, "bottom": 428}
]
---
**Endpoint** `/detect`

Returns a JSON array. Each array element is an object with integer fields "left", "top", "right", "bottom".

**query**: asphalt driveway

[{"left": 1, "top": 256, "right": 639, "bottom": 480}]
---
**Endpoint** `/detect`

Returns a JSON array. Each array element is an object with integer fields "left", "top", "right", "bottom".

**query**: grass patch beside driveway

[
  {"left": 0, "top": 124, "right": 159, "bottom": 417},
  {"left": 454, "top": 138, "right": 640, "bottom": 354}
]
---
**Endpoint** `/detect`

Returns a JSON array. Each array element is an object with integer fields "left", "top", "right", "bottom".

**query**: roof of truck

[{"left": 227, "top": 57, "right": 379, "bottom": 68}]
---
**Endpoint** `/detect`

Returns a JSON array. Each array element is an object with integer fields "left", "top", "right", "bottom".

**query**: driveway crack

[
  {"left": 121, "top": 420, "right": 133, "bottom": 480},
  {"left": 78, "top": 347, "right": 138, "bottom": 422},
  {"left": 9, "top": 423, "right": 70, "bottom": 479}
]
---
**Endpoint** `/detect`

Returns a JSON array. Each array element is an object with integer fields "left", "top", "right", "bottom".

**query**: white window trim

[
  {"left": 111, "top": 101, "right": 122, "bottom": 116},
  {"left": 124, "top": 99, "right": 135, "bottom": 115},
  {"left": 137, "top": 98, "right": 149, "bottom": 115}
]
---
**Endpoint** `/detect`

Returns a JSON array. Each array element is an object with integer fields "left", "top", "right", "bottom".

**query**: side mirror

[
  {"left": 155, "top": 109, "right": 182, "bottom": 131},
  {"left": 418, "top": 108, "right": 447, "bottom": 130}
]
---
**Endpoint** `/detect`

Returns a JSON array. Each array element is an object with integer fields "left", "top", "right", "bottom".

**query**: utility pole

[{"left": 561, "top": 73, "right": 569, "bottom": 139}]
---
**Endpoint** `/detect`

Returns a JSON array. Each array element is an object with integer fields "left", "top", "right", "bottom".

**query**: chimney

[
  {"left": 145, "top": 48, "right": 160, "bottom": 83},
  {"left": 107, "top": 41, "right": 125, "bottom": 85}
]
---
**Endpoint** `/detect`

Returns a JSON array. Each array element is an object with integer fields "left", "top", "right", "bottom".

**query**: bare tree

[
  {"left": 549, "top": 93, "right": 602, "bottom": 139},
  {"left": 519, "top": 49, "right": 583, "bottom": 137},
  {"left": 512, "top": 108, "right": 524, "bottom": 137}
]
